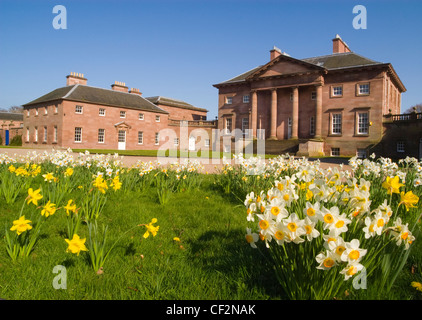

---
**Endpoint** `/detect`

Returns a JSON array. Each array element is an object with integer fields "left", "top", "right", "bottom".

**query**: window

[
  {"left": 356, "top": 149, "right": 367, "bottom": 159},
  {"left": 155, "top": 132, "right": 160, "bottom": 145},
  {"left": 243, "top": 95, "right": 250, "bottom": 103},
  {"left": 225, "top": 118, "right": 232, "bottom": 134},
  {"left": 74, "top": 127, "right": 82, "bottom": 142},
  {"left": 174, "top": 138, "right": 179, "bottom": 146},
  {"left": 288, "top": 117, "right": 292, "bottom": 139},
  {"left": 138, "top": 131, "right": 143, "bottom": 144},
  {"left": 43, "top": 126, "right": 47, "bottom": 142},
  {"left": 357, "top": 112, "right": 369, "bottom": 135},
  {"left": 99, "top": 108, "right": 106, "bottom": 116},
  {"left": 156, "top": 115, "right": 160, "bottom": 122},
  {"left": 35, "top": 108, "right": 38, "bottom": 116},
  {"left": 120, "top": 111, "right": 126, "bottom": 118},
  {"left": 331, "top": 113, "right": 342, "bottom": 135},
  {"left": 26, "top": 127, "right": 29, "bottom": 142},
  {"left": 98, "top": 129, "right": 105, "bottom": 143},
  {"left": 332, "top": 86, "right": 343, "bottom": 97},
  {"left": 226, "top": 97, "right": 233, "bottom": 104},
  {"left": 75, "top": 105, "right": 83, "bottom": 114},
  {"left": 44, "top": 107, "right": 48, "bottom": 115},
  {"left": 331, "top": 148, "right": 340, "bottom": 156},
  {"left": 357, "top": 83, "right": 370, "bottom": 95},
  {"left": 310, "top": 116, "right": 315, "bottom": 136},
  {"left": 242, "top": 118, "right": 249, "bottom": 136},
  {"left": 311, "top": 91, "right": 317, "bottom": 100},
  {"left": 290, "top": 93, "right": 293, "bottom": 102},
  {"left": 397, "top": 141, "right": 405, "bottom": 153},
  {"left": 139, "top": 113, "right": 144, "bottom": 120},
  {"left": 54, "top": 105, "right": 58, "bottom": 114},
  {"left": 54, "top": 126, "right": 58, "bottom": 142},
  {"left": 205, "top": 139, "right": 210, "bottom": 147},
  {"left": 26, "top": 110, "right": 30, "bottom": 117},
  {"left": 34, "top": 127, "right": 38, "bottom": 142}
]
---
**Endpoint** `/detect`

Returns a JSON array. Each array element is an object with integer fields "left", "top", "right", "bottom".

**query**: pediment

[
  {"left": 114, "top": 121, "right": 132, "bottom": 129},
  {"left": 246, "top": 54, "right": 325, "bottom": 80}
]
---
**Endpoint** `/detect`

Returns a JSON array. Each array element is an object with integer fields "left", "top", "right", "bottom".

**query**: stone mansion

[
  {"left": 22, "top": 35, "right": 415, "bottom": 158},
  {"left": 213, "top": 35, "right": 406, "bottom": 157}
]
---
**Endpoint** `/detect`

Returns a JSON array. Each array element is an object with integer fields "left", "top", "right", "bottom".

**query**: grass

[{"left": 0, "top": 175, "right": 280, "bottom": 300}]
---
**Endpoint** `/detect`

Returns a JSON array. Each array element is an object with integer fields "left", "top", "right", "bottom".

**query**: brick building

[
  {"left": 22, "top": 73, "right": 216, "bottom": 151},
  {"left": 0, "top": 112, "right": 23, "bottom": 145},
  {"left": 213, "top": 35, "right": 407, "bottom": 157}
]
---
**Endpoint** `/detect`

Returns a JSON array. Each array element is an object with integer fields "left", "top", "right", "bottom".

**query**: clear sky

[{"left": 1, "top": 0, "right": 422, "bottom": 119}]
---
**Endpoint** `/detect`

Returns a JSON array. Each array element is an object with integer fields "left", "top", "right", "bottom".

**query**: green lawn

[{"left": 0, "top": 174, "right": 279, "bottom": 300}]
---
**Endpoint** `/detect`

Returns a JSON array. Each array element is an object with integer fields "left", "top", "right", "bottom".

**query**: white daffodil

[
  {"left": 362, "top": 217, "right": 377, "bottom": 239},
  {"left": 245, "top": 228, "right": 259, "bottom": 249},
  {"left": 330, "top": 213, "right": 352, "bottom": 236},
  {"left": 319, "top": 206, "right": 340, "bottom": 230},
  {"left": 266, "top": 197, "right": 289, "bottom": 222},
  {"left": 316, "top": 250, "right": 338, "bottom": 271},
  {"left": 303, "top": 201, "right": 321, "bottom": 222},
  {"left": 272, "top": 222, "right": 290, "bottom": 246},
  {"left": 283, "top": 213, "right": 305, "bottom": 244},
  {"left": 327, "top": 235, "right": 347, "bottom": 262},
  {"left": 340, "top": 239, "right": 367, "bottom": 264},
  {"left": 340, "top": 262, "right": 364, "bottom": 281},
  {"left": 303, "top": 217, "right": 320, "bottom": 242}
]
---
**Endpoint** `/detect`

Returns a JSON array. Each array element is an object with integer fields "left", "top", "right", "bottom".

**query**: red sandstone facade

[
  {"left": 213, "top": 35, "right": 406, "bottom": 157},
  {"left": 23, "top": 73, "right": 216, "bottom": 151}
]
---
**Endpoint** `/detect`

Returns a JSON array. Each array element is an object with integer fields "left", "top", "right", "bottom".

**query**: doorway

[{"left": 118, "top": 130, "right": 126, "bottom": 150}]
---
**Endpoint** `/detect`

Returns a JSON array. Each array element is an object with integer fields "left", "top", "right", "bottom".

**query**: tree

[
  {"left": 0, "top": 105, "right": 23, "bottom": 113},
  {"left": 403, "top": 103, "right": 422, "bottom": 114}
]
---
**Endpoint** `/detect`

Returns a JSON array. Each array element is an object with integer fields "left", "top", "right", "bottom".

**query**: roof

[
  {"left": 301, "top": 52, "right": 383, "bottom": 70},
  {"left": 214, "top": 52, "right": 390, "bottom": 87},
  {"left": 145, "top": 96, "right": 208, "bottom": 112},
  {"left": 0, "top": 112, "right": 24, "bottom": 121},
  {"left": 23, "top": 84, "right": 169, "bottom": 114}
]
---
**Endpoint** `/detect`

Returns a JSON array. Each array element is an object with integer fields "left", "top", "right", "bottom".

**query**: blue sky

[{"left": 1, "top": 0, "right": 422, "bottom": 119}]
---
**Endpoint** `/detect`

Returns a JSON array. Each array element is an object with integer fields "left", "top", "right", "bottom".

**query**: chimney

[
  {"left": 111, "top": 81, "right": 128, "bottom": 93},
  {"left": 270, "top": 46, "right": 282, "bottom": 60},
  {"left": 332, "top": 34, "right": 351, "bottom": 54},
  {"left": 129, "top": 88, "right": 142, "bottom": 96},
  {"left": 66, "top": 72, "right": 87, "bottom": 86}
]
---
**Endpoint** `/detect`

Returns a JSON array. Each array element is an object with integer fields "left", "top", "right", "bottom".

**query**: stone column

[
  {"left": 270, "top": 88, "right": 278, "bottom": 139},
  {"left": 291, "top": 87, "right": 299, "bottom": 139},
  {"left": 251, "top": 90, "right": 257, "bottom": 139},
  {"left": 315, "top": 85, "right": 323, "bottom": 139}
]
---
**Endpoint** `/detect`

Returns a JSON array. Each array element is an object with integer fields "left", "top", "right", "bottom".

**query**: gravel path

[{"left": 0, "top": 147, "right": 351, "bottom": 173}]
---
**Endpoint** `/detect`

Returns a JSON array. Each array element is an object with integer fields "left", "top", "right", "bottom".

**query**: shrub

[{"left": 9, "top": 135, "right": 22, "bottom": 146}]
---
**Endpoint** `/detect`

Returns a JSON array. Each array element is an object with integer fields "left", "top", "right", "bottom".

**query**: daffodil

[
  {"left": 65, "top": 234, "right": 88, "bottom": 256},
  {"left": 110, "top": 176, "right": 122, "bottom": 191},
  {"left": 245, "top": 228, "right": 259, "bottom": 248},
  {"left": 382, "top": 176, "right": 403, "bottom": 195},
  {"left": 64, "top": 199, "right": 77, "bottom": 216},
  {"left": 41, "top": 201, "right": 57, "bottom": 217},
  {"left": 316, "top": 251, "right": 337, "bottom": 270},
  {"left": 64, "top": 167, "right": 74, "bottom": 177},
  {"left": 42, "top": 172, "right": 55, "bottom": 183},
  {"left": 27, "top": 188, "right": 43, "bottom": 206},
  {"left": 340, "top": 239, "right": 367, "bottom": 264},
  {"left": 340, "top": 262, "right": 364, "bottom": 280},
  {"left": 93, "top": 176, "right": 108, "bottom": 194},
  {"left": 10, "top": 216, "right": 32, "bottom": 235},
  {"left": 143, "top": 218, "right": 159, "bottom": 238},
  {"left": 399, "top": 191, "right": 419, "bottom": 211},
  {"left": 411, "top": 282, "right": 422, "bottom": 292}
]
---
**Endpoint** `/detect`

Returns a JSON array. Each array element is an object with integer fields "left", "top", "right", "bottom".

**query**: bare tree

[{"left": 404, "top": 103, "right": 422, "bottom": 114}]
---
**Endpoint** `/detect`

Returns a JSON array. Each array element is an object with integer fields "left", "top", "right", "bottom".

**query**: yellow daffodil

[
  {"left": 64, "top": 199, "right": 77, "bottom": 216},
  {"left": 42, "top": 172, "right": 55, "bottom": 182},
  {"left": 27, "top": 188, "right": 43, "bottom": 206},
  {"left": 399, "top": 191, "right": 419, "bottom": 211},
  {"left": 64, "top": 168, "right": 74, "bottom": 177},
  {"left": 93, "top": 176, "right": 108, "bottom": 194},
  {"left": 382, "top": 176, "right": 403, "bottom": 195},
  {"left": 10, "top": 216, "right": 32, "bottom": 235},
  {"left": 110, "top": 176, "right": 122, "bottom": 191},
  {"left": 142, "top": 218, "right": 159, "bottom": 239},
  {"left": 41, "top": 201, "right": 57, "bottom": 217},
  {"left": 411, "top": 282, "right": 422, "bottom": 292},
  {"left": 8, "top": 165, "right": 16, "bottom": 173},
  {"left": 65, "top": 234, "right": 88, "bottom": 256}
]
